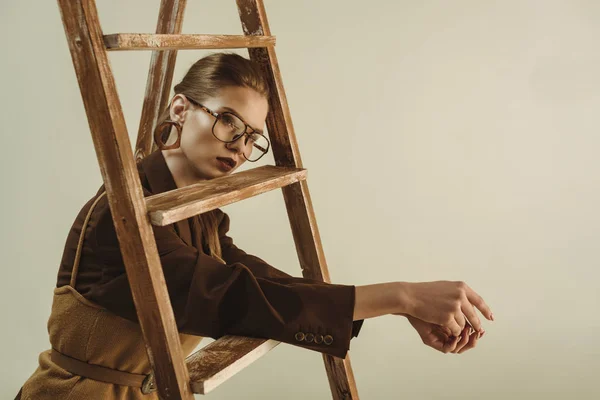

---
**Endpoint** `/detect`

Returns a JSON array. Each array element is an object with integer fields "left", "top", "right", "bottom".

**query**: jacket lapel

[
  {"left": 174, "top": 219, "right": 193, "bottom": 247},
  {"left": 138, "top": 150, "right": 194, "bottom": 247}
]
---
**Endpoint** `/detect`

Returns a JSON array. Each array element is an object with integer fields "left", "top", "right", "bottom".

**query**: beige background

[{"left": 1, "top": 0, "right": 599, "bottom": 399}]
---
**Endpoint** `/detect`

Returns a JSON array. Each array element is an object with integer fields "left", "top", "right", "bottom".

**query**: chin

[
  {"left": 212, "top": 167, "right": 235, "bottom": 179},
  {"left": 218, "top": 169, "right": 235, "bottom": 177},
  {"left": 189, "top": 164, "right": 215, "bottom": 181}
]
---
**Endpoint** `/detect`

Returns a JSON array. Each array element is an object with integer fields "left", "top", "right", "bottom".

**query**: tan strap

[
  {"left": 50, "top": 349, "right": 156, "bottom": 393},
  {"left": 70, "top": 192, "right": 107, "bottom": 287}
]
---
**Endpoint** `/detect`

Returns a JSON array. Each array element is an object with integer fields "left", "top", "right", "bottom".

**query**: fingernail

[
  {"left": 457, "top": 336, "right": 462, "bottom": 341},
  {"left": 490, "top": 313, "right": 495, "bottom": 321},
  {"left": 481, "top": 330, "right": 486, "bottom": 338}
]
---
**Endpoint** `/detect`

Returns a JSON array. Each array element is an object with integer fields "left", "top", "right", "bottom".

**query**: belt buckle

[{"left": 141, "top": 371, "right": 156, "bottom": 394}]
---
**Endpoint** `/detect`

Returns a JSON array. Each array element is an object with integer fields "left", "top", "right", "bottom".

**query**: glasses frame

[{"left": 185, "top": 96, "right": 270, "bottom": 162}]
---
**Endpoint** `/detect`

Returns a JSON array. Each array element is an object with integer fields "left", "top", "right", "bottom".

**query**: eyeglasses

[{"left": 185, "top": 96, "right": 270, "bottom": 162}]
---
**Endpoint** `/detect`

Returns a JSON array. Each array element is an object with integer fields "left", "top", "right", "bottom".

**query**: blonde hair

[{"left": 155, "top": 53, "right": 270, "bottom": 261}]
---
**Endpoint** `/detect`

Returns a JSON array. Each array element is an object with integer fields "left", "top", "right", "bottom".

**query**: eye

[
  {"left": 221, "top": 114, "right": 242, "bottom": 132},
  {"left": 248, "top": 133, "right": 261, "bottom": 143}
]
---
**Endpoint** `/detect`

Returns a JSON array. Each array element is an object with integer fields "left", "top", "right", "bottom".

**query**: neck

[{"left": 161, "top": 149, "right": 206, "bottom": 188}]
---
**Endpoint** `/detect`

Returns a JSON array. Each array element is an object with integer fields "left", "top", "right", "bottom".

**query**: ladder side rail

[
  {"left": 236, "top": 1, "right": 360, "bottom": 399},
  {"left": 236, "top": 1, "right": 328, "bottom": 281},
  {"left": 57, "top": 1, "right": 193, "bottom": 398},
  {"left": 236, "top": 0, "right": 329, "bottom": 282},
  {"left": 135, "top": 0, "right": 187, "bottom": 163}
]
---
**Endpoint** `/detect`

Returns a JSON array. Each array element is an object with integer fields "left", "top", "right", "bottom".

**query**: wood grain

[
  {"left": 237, "top": 1, "right": 361, "bottom": 398},
  {"left": 186, "top": 336, "right": 280, "bottom": 394},
  {"left": 58, "top": 0, "right": 359, "bottom": 397},
  {"left": 104, "top": 33, "right": 276, "bottom": 51},
  {"left": 57, "top": 0, "right": 192, "bottom": 398},
  {"left": 146, "top": 165, "right": 306, "bottom": 226},
  {"left": 135, "top": 0, "right": 187, "bottom": 164}
]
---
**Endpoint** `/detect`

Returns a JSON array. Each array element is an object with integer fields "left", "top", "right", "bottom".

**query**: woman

[{"left": 18, "top": 53, "right": 493, "bottom": 399}]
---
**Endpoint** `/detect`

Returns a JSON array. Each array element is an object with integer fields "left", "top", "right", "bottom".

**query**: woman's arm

[
  {"left": 217, "top": 212, "right": 409, "bottom": 322},
  {"left": 354, "top": 282, "right": 409, "bottom": 320},
  {"left": 217, "top": 209, "right": 365, "bottom": 338},
  {"left": 77, "top": 196, "right": 365, "bottom": 359}
]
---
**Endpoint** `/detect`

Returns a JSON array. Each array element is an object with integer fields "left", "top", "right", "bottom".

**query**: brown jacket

[{"left": 57, "top": 150, "right": 363, "bottom": 359}]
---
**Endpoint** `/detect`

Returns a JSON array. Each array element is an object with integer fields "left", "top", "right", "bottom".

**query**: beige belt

[{"left": 50, "top": 349, "right": 156, "bottom": 394}]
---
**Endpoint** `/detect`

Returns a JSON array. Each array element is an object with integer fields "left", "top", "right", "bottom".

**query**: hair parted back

[{"left": 154, "top": 52, "right": 270, "bottom": 263}]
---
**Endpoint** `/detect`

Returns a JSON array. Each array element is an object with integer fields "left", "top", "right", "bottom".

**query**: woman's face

[{"left": 167, "top": 85, "right": 269, "bottom": 182}]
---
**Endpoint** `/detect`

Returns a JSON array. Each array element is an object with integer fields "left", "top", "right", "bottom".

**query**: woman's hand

[
  {"left": 400, "top": 281, "right": 494, "bottom": 337},
  {"left": 354, "top": 281, "right": 494, "bottom": 340},
  {"left": 398, "top": 313, "right": 485, "bottom": 354}
]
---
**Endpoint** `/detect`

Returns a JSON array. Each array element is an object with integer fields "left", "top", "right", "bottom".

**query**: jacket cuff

[
  {"left": 352, "top": 319, "right": 365, "bottom": 338},
  {"left": 277, "top": 283, "right": 359, "bottom": 359}
]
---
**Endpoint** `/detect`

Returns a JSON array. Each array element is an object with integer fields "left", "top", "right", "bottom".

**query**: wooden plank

[
  {"left": 105, "top": 33, "right": 276, "bottom": 51},
  {"left": 57, "top": 1, "right": 193, "bottom": 398},
  {"left": 135, "top": 0, "right": 187, "bottom": 163},
  {"left": 146, "top": 166, "right": 306, "bottom": 226},
  {"left": 236, "top": 1, "right": 361, "bottom": 399},
  {"left": 186, "top": 336, "right": 280, "bottom": 394}
]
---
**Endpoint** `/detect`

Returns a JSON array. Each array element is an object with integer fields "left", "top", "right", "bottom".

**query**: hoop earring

[{"left": 154, "top": 119, "right": 182, "bottom": 150}]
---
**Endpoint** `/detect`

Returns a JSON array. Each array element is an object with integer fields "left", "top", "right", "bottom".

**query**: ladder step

[
  {"left": 186, "top": 336, "right": 280, "bottom": 394},
  {"left": 146, "top": 166, "right": 307, "bottom": 226},
  {"left": 104, "top": 34, "right": 275, "bottom": 51}
]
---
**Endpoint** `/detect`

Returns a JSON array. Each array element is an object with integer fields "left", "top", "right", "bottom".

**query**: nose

[{"left": 225, "top": 135, "right": 251, "bottom": 157}]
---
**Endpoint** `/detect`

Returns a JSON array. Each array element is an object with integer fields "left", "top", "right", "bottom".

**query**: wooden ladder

[{"left": 56, "top": 0, "right": 359, "bottom": 398}]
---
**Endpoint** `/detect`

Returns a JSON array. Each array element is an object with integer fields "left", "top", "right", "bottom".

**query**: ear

[{"left": 169, "top": 94, "right": 190, "bottom": 123}]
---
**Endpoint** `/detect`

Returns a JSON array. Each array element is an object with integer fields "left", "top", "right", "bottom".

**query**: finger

[
  {"left": 456, "top": 333, "right": 476, "bottom": 354},
  {"left": 465, "top": 285, "right": 494, "bottom": 321},
  {"left": 432, "top": 325, "right": 450, "bottom": 341},
  {"left": 461, "top": 302, "right": 482, "bottom": 333},
  {"left": 452, "top": 327, "right": 470, "bottom": 354},
  {"left": 447, "top": 319, "right": 463, "bottom": 337},
  {"left": 457, "top": 329, "right": 481, "bottom": 354},
  {"left": 466, "top": 322, "right": 473, "bottom": 334},
  {"left": 438, "top": 325, "right": 453, "bottom": 337},
  {"left": 454, "top": 313, "right": 467, "bottom": 332},
  {"left": 444, "top": 335, "right": 462, "bottom": 354},
  {"left": 427, "top": 336, "right": 445, "bottom": 353}
]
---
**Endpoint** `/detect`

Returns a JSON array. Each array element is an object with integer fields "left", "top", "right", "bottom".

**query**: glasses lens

[
  {"left": 244, "top": 133, "right": 269, "bottom": 162},
  {"left": 214, "top": 113, "right": 245, "bottom": 142}
]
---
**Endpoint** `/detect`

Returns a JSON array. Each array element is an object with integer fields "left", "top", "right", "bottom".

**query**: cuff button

[
  {"left": 295, "top": 332, "right": 305, "bottom": 342},
  {"left": 314, "top": 334, "right": 324, "bottom": 344},
  {"left": 323, "top": 335, "right": 334, "bottom": 345},
  {"left": 304, "top": 333, "right": 315, "bottom": 343}
]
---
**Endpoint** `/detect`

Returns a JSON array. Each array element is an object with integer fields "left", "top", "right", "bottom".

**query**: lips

[{"left": 217, "top": 157, "right": 236, "bottom": 168}]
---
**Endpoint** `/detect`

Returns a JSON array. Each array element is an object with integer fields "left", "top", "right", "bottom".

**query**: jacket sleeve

[
  {"left": 217, "top": 210, "right": 364, "bottom": 339},
  {"left": 87, "top": 199, "right": 361, "bottom": 359}
]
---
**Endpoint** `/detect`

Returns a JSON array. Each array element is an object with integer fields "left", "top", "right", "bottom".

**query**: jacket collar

[{"left": 138, "top": 150, "right": 193, "bottom": 246}]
